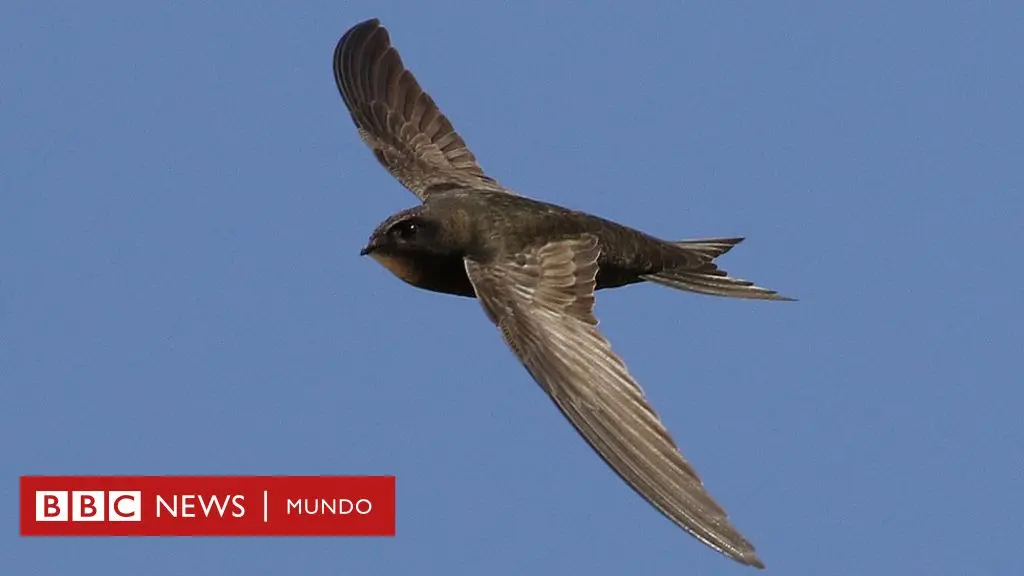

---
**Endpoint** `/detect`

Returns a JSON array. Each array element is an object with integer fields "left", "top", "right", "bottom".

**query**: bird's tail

[{"left": 641, "top": 237, "right": 795, "bottom": 301}]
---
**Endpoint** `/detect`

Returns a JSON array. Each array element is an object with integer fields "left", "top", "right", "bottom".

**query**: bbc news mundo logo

[{"left": 20, "top": 476, "right": 395, "bottom": 536}]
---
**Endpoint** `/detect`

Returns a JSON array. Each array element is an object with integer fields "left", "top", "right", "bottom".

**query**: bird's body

[
  {"left": 334, "top": 17, "right": 793, "bottom": 570},
  {"left": 365, "top": 189, "right": 717, "bottom": 297}
]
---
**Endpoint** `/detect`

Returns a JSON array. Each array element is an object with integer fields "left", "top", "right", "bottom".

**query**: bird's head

[{"left": 360, "top": 205, "right": 464, "bottom": 260}]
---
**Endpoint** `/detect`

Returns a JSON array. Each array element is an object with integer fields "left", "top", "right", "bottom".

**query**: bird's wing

[
  {"left": 464, "top": 235, "right": 765, "bottom": 569},
  {"left": 333, "top": 19, "right": 507, "bottom": 201}
]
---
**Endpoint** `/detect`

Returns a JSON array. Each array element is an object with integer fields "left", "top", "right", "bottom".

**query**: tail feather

[
  {"left": 671, "top": 236, "right": 745, "bottom": 259},
  {"left": 647, "top": 237, "right": 795, "bottom": 301}
]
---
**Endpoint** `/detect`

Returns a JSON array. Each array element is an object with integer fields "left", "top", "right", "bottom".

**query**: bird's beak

[{"left": 359, "top": 238, "right": 379, "bottom": 256}]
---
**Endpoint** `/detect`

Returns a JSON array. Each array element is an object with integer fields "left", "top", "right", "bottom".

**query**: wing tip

[
  {"left": 341, "top": 18, "right": 382, "bottom": 44},
  {"left": 334, "top": 18, "right": 389, "bottom": 86}
]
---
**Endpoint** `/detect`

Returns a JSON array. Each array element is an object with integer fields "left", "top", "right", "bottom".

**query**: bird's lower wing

[{"left": 464, "top": 235, "right": 765, "bottom": 569}]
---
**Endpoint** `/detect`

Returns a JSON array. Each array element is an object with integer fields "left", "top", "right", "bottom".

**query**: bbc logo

[{"left": 35, "top": 491, "right": 142, "bottom": 522}]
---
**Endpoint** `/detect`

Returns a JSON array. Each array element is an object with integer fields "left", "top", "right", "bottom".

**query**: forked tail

[{"left": 642, "top": 237, "right": 795, "bottom": 301}]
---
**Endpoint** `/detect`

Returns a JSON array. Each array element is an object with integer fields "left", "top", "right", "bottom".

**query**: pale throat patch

[{"left": 370, "top": 252, "right": 423, "bottom": 285}]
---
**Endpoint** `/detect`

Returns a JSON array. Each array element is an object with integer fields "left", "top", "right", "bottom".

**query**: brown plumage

[{"left": 336, "top": 18, "right": 794, "bottom": 569}]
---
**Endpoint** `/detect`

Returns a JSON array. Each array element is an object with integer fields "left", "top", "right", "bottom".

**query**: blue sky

[{"left": 3, "top": 1, "right": 1022, "bottom": 574}]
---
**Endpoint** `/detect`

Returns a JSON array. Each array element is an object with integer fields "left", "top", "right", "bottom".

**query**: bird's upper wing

[
  {"left": 464, "top": 235, "right": 765, "bottom": 569},
  {"left": 333, "top": 19, "right": 507, "bottom": 201}
]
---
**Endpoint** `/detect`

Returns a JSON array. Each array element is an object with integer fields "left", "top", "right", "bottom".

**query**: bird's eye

[{"left": 390, "top": 220, "right": 419, "bottom": 240}]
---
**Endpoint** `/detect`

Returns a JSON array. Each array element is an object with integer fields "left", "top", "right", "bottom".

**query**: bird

[{"left": 334, "top": 18, "right": 792, "bottom": 569}]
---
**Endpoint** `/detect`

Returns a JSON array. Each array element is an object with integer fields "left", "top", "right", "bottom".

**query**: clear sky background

[{"left": 3, "top": 2, "right": 1022, "bottom": 574}]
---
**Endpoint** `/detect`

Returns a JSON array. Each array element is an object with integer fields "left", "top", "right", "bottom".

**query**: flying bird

[{"left": 334, "top": 18, "right": 792, "bottom": 569}]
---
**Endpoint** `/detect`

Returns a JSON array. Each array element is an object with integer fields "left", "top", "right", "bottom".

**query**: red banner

[{"left": 20, "top": 476, "right": 395, "bottom": 536}]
